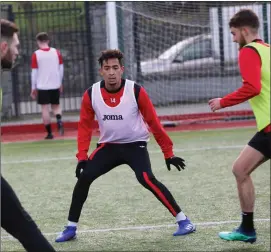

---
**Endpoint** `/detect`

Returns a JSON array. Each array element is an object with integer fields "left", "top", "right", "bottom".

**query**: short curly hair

[{"left": 98, "top": 49, "right": 123, "bottom": 67}]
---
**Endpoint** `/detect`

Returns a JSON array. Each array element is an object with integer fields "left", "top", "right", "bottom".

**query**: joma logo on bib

[{"left": 103, "top": 115, "right": 124, "bottom": 121}]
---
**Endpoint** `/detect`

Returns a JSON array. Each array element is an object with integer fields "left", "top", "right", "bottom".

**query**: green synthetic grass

[{"left": 1, "top": 128, "right": 270, "bottom": 251}]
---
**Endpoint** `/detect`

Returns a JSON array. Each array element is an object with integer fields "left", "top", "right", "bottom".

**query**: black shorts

[
  {"left": 248, "top": 130, "right": 271, "bottom": 158},
  {"left": 84, "top": 141, "right": 152, "bottom": 178},
  {"left": 37, "top": 89, "right": 60, "bottom": 105}
]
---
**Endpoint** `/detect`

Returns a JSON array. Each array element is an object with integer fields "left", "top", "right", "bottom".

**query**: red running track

[{"left": 1, "top": 120, "right": 256, "bottom": 143}]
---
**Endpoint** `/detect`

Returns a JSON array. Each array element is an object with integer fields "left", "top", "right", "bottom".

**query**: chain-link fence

[
  {"left": 1, "top": 2, "right": 270, "bottom": 119},
  {"left": 116, "top": 2, "right": 270, "bottom": 107}
]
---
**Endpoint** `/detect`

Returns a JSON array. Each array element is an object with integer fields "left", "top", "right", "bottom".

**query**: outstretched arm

[
  {"left": 137, "top": 86, "right": 174, "bottom": 159},
  {"left": 209, "top": 47, "right": 261, "bottom": 111},
  {"left": 137, "top": 86, "right": 185, "bottom": 171},
  {"left": 76, "top": 89, "right": 95, "bottom": 161}
]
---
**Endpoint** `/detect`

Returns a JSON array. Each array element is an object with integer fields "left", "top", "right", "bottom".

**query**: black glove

[
  {"left": 75, "top": 160, "right": 87, "bottom": 178},
  {"left": 165, "top": 156, "right": 185, "bottom": 171}
]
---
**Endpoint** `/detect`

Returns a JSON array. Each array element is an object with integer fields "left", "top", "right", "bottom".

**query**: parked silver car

[
  {"left": 140, "top": 34, "right": 239, "bottom": 79},
  {"left": 139, "top": 34, "right": 241, "bottom": 105}
]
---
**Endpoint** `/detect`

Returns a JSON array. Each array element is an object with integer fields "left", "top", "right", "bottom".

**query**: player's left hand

[
  {"left": 208, "top": 98, "right": 222, "bottom": 112},
  {"left": 59, "top": 85, "right": 63, "bottom": 93},
  {"left": 75, "top": 160, "right": 87, "bottom": 178},
  {"left": 165, "top": 156, "right": 185, "bottom": 171}
]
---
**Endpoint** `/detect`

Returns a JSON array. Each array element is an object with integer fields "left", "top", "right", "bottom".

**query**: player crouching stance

[{"left": 55, "top": 49, "right": 196, "bottom": 242}]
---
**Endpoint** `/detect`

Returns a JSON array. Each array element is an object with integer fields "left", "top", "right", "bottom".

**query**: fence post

[
  {"left": 106, "top": 2, "right": 118, "bottom": 49},
  {"left": 218, "top": 6, "right": 225, "bottom": 75},
  {"left": 262, "top": 3, "right": 269, "bottom": 43},
  {"left": 133, "top": 12, "right": 143, "bottom": 84},
  {"left": 116, "top": 2, "right": 125, "bottom": 78},
  {"left": 84, "top": 1, "right": 95, "bottom": 86},
  {"left": 7, "top": 4, "right": 20, "bottom": 117}
]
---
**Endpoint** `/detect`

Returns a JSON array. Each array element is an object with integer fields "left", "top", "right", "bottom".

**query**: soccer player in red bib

[
  {"left": 208, "top": 9, "right": 270, "bottom": 243},
  {"left": 55, "top": 49, "right": 196, "bottom": 242},
  {"left": 30, "top": 32, "right": 64, "bottom": 139}
]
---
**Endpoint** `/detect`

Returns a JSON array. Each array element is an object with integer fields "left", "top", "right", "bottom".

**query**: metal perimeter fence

[{"left": 1, "top": 2, "right": 269, "bottom": 119}]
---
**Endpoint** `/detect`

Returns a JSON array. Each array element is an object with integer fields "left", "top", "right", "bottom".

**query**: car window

[{"left": 176, "top": 38, "right": 212, "bottom": 62}]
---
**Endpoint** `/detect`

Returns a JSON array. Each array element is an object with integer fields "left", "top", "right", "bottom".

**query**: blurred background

[{"left": 1, "top": 1, "right": 270, "bottom": 124}]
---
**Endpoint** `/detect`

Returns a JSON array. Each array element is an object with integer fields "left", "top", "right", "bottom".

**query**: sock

[
  {"left": 45, "top": 124, "right": 52, "bottom": 135},
  {"left": 176, "top": 211, "right": 186, "bottom": 222},
  {"left": 56, "top": 114, "right": 62, "bottom": 124},
  {"left": 240, "top": 212, "right": 254, "bottom": 231},
  {"left": 68, "top": 221, "right": 77, "bottom": 227}
]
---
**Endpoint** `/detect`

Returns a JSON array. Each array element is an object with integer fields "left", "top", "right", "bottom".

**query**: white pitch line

[
  {"left": 1, "top": 145, "right": 244, "bottom": 165},
  {"left": 1, "top": 218, "right": 269, "bottom": 240}
]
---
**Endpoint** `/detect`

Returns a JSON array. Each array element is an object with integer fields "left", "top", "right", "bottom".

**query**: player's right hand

[
  {"left": 30, "top": 89, "right": 37, "bottom": 99},
  {"left": 208, "top": 98, "right": 222, "bottom": 112},
  {"left": 75, "top": 160, "right": 87, "bottom": 178}
]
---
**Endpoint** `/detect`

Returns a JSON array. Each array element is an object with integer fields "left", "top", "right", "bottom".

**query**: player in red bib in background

[
  {"left": 56, "top": 49, "right": 196, "bottom": 242},
  {"left": 30, "top": 32, "right": 64, "bottom": 139}
]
